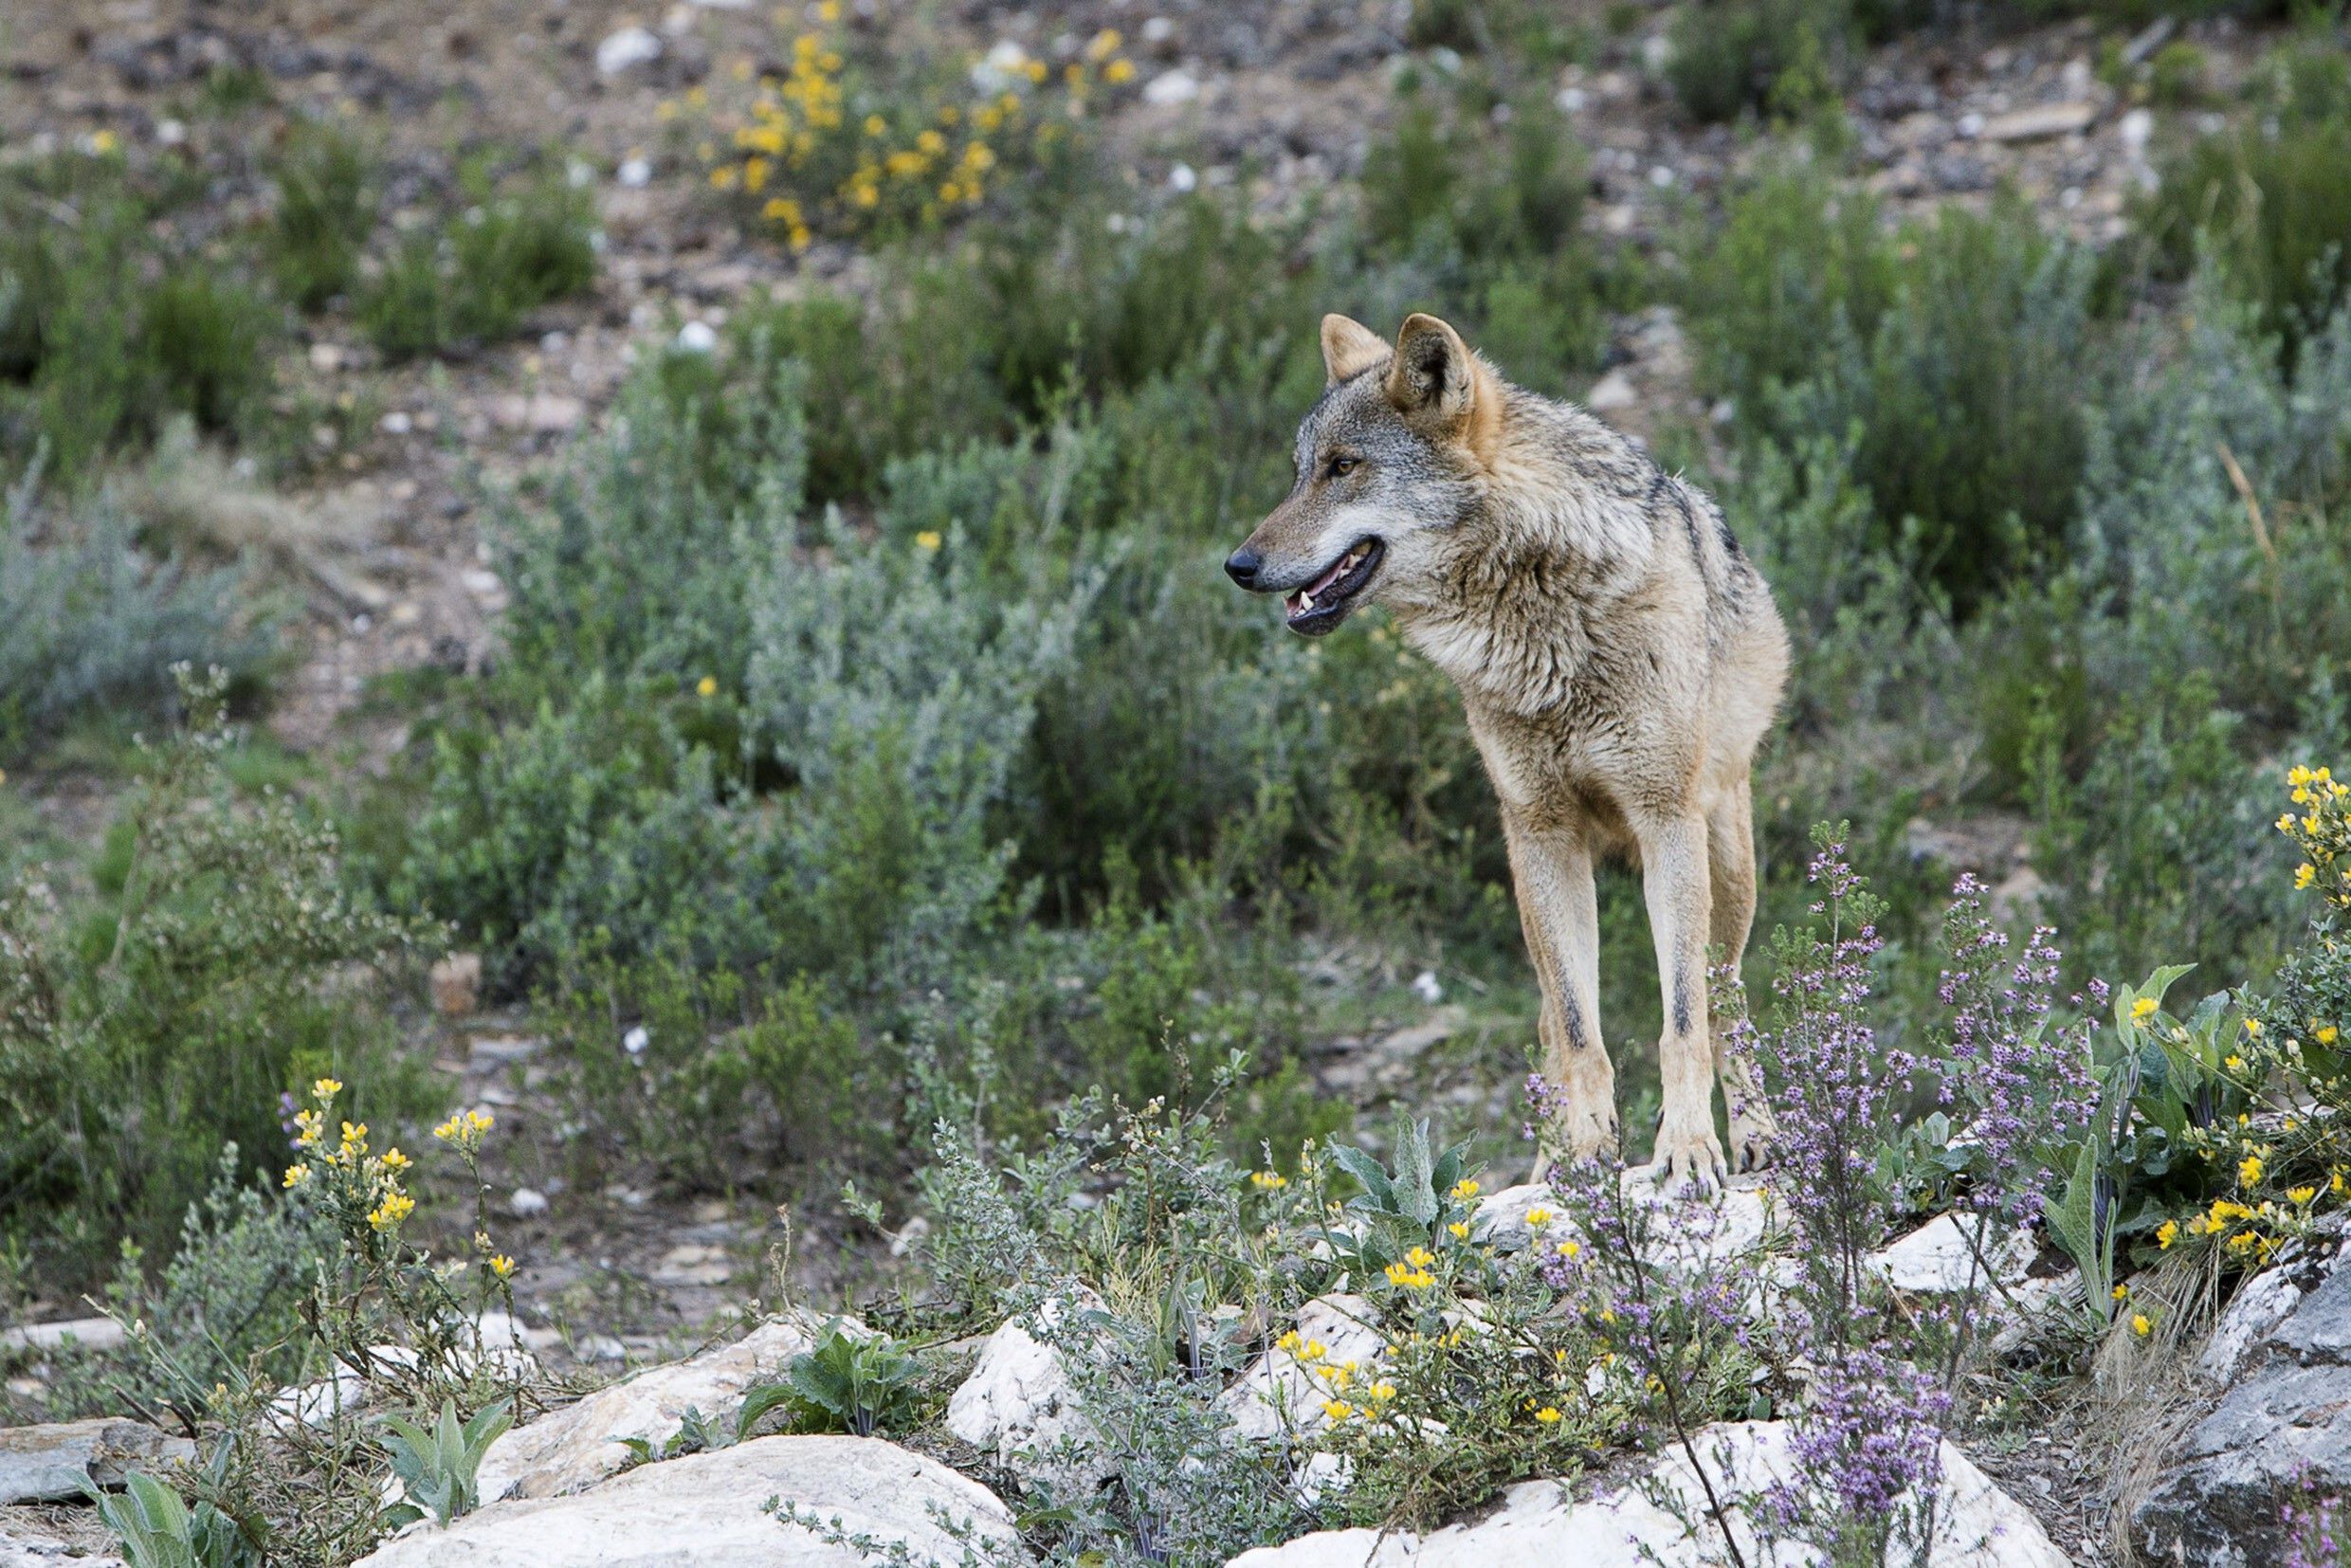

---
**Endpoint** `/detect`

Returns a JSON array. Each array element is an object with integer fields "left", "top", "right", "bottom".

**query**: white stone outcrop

[
  {"left": 945, "top": 1296, "right": 1106, "bottom": 1493},
  {"left": 355, "top": 1435, "right": 1023, "bottom": 1568},
  {"left": 1221, "top": 1294, "right": 1386, "bottom": 1442},
  {"left": 1222, "top": 1421, "right": 2068, "bottom": 1568},
  {"left": 474, "top": 1315, "right": 832, "bottom": 1501}
]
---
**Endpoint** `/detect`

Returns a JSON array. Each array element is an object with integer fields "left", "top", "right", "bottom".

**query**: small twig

[{"left": 2215, "top": 441, "right": 2276, "bottom": 566}]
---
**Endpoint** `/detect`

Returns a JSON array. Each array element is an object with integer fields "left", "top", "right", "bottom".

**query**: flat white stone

[
  {"left": 356, "top": 1435, "right": 1023, "bottom": 1568},
  {"left": 1221, "top": 1294, "right": 1385, "bottom": 1442},
  {"left": 475, "top": 1317, "right": 829, "bottom": 1500},
  {"left": 1224, "top": 1421, "right": 2069, "bottom": 1568}
]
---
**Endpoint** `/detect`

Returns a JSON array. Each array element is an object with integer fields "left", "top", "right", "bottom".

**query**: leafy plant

[
  {"left": 91, "top": 1444, "right": 261, "bottom": 1568},
  {"left": 379, "top": 1399, "right": 513, "bottom": 1527},
  {"left": 768, "top": 1321, "right": 920, "bottom": 1438}
]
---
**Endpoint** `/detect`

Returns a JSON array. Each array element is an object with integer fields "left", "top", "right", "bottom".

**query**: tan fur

[{"left": 1233, "top": 314, "right": 1790, "bottom": 1186}]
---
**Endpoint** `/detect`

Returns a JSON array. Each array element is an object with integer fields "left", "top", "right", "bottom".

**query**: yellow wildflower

[
  {"left": 818, "top": 0, "right": 841, "bottom": 19},
  {"left": 1557, "top": 1238, "right": 1580, "bottom": 1258},
  {"left": 2246, "top": 1017, "right": 2264, "bottom": 1036},
  {"left": 2226, "top": 1055, "right": 2246, "bottom": 1071},
  {"left": 2290, "top": 1185, "right": 2318, "bottom": 1206},
  {"left": 1525, "top": 1207, "right": 1553, "bottom": 1228},
  {"left": 2130, "top": 996, "right": 2159, "bottom": 1024},
  {"left": 91, "top": 129, "right": 120, "bottom": 155},
  {"left": 1023, "top": 59, "right": 1048, "bottom": 82},
  {"left": 313, "top": 1077, "right": 344, "bottom": 1101},
  {"left": 2321, "top": 1026, "right": 2341, "bottom": 1045},
  {"left": 2131, "top": 1313, "right": 2152, "bottom": 1337},
  {"left": 698, "top": 675, "right": 719, "bottom": 698},
  {"left": 1249, "top": 1170, "right": 1287, "bottom": 1191},
  {"left": 1534, "top": 1406, "right": 1562, "bottom": 1424},
  {"left": 1448, "top": 1221, "right": 1470, "bottom": 1240},
  {"left": 1104, "top": 58, "right": 1136, "bottom": 84},
  {"left": 1086, "top": 28, "right": 1123, "bottom": 60},
  {"left": 380, "top": 1148, "right": 411, "bottom": 1173},
  {"left": 2241, "top": 1153, "right": 2265, "bottom": 1187},
  {"left": 1448, "top": 1177, "right": 1481, "bottom": 1202},
  {"left": 2112, "top": 1284, "right": 2129, "bottom": 1301},
  {"left": 1367, "top": 1380, "right": 1395, "bottom": 1402},
  {"left": 1321, "top": 1399, "right": 1352, "bottom": 1422},
  {"left": 2156, "top": 1218, "right": 2178, "bottom": 1249},
  {"left": 2299, "top": 865, "right": 2319, "bottom": 890},
  {"left": 490, "top": 1254, "right": 517, "bottom": 1278},
  {"left": 1405, "top": 1246, "right": 1434, "bottom": 1268},
  {"left": 915, "top": 530, "right": 943, "bottom": 552},
  {"left": 368, "top": 1192, "right": 415, "bottom": 1231},
  {"left": 282, "top": 1163, "right": 310, "bottom": 1189},
  {"left": 1275, "top": 1330, "right": 1302, "bottom": 1354}
]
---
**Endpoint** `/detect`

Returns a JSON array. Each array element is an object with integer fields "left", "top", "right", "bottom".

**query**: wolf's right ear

[{"left": 1321, "top": 314, "right": 1390, "bottom": 386}]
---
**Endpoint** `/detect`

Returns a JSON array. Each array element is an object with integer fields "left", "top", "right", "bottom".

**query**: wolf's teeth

[{"left": 1299, "top": 592, "right": 1316, "bottom": 612}]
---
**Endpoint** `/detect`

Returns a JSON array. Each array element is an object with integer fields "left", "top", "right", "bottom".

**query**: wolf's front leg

[
  {"left": 1638, "top": 810, "right": 1729, "bottom": 1192},
  {"left": 1503, "top": 816, "right": 1617, "bottom": 1175}
]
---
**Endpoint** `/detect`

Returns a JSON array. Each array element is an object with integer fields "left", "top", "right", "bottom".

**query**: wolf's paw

[
  {"left": 1726, "top": 1109, "right": 1777, "bottom": 1174},
  {"left": 1650, "top": 1124, "right": 1729, "bottom": 1194},
  {"left": 1531, "top": 1105, "right": 1620, "bottom": 1183}
]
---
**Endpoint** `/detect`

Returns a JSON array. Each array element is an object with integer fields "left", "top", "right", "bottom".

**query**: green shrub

[
  {"left": 265, "top": 120, "right": 376, "bottom": 311},
  {"left": 0, "top": 674, "right": 440, "bottom": 1287},
  {"left": 0, "top": 156, "right": 282, "bottom": 484},
  {"left": 2139, "top": 44, "right": 2351, "bottom": 361},
  {"left": 0, "top": 476, "right": 269, "bottom": 760},
  {"left": 359, "top": 165, "right": 595, "bottom": 361},
  {"left": 1692, "top": 175, "right": 2098, "bottom": 611},
  {"left": 1663, "top": 0, "right": 1922, "bottom": 123}
]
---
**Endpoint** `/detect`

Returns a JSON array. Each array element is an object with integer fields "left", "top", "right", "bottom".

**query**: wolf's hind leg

[
  {"left": 1707, "top": 781, "right": 1777, "bottom": 1173},
  {"left": 1503, "top": 814, "right": 1616, "bottom": 1176}
]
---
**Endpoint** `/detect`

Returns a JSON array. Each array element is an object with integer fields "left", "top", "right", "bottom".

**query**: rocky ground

[{"left": 9, "top": 1179, "right": 2342, "bottom": 1564}]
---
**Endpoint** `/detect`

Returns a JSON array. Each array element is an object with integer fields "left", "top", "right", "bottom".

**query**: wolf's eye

[{"left": 1327, "top": 455, "right": 1359, "bottom": 479}]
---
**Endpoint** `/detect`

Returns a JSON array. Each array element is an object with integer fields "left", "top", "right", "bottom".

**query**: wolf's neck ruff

[{"left": 1394, "top": 401, "right": 1665, "bottom": 718}]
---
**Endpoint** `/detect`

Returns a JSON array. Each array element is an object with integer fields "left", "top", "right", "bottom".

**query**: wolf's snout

[{"left": 1224, "top": 546, "right": 1264, "bottom": 590}]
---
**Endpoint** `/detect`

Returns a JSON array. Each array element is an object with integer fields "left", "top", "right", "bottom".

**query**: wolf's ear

[
  {"left": 1321, "top": 314, "right": 1390, "bottom": 385},
  {"left": 1385, "top": 313, "right": 1479, "bottom": 437}
]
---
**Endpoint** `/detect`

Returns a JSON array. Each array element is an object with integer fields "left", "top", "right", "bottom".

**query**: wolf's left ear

[
  {"left": 1386, "top": 313, "right": 1479, "bottom": 437},
  {"left": 1321, "top": 314, "right": 1390, "bottom": 385}
]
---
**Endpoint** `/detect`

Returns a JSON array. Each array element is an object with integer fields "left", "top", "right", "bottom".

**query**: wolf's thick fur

[{"left": 1227, "top": 313, "right": 1789, "bottom": 1186}]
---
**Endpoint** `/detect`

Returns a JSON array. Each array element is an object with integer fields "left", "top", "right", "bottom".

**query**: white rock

[
  {"left": 1868, "top": 1212, "right": 2036, "bottom": 1295},
  {"left": 673, "top": 320, "right": 719, "bottom": 354},
  {"left": 510, "top": 1186, "right": 551, "bottom": 1218},
  {"left": 1140, "top": 17, "right": 1176, "bottom": 44},
  {"left": 2118, "top": 107, "right": 2154, "bottom": 158},
  {"left": 0, "top": 1521, "right": 126, "bottom": 1568},
  {"left": 0, "top": 1419, "right": 195, "bottom": 1504},
  {"left": 1221, "top": 1294, "right": 1385, "bottom": 1441},
  {"left": 617, "top": 156, "right": 652, "bottom": 188},
  {"left": 1411, "top": 970, "right": 1444, "bottom": 1004},
  {"left": 356, "top": 1435, "right": 1024, "bottom": 1568},
  {"left": 972, "top": 42, "right": 1032, "bottom": 96},
  {"left": 476, "top": 1316, "right": 831, "bottom": 1500},
  {"left": 1142, "top": 69, "right": 1200, "bottom": 106},
  {"left": 595, "top": 26, "right": 663, "bottom": 76},
  {"left": 1224, "top": 1421, "right": 2067, "bottom": 1568},
  {"left": 945, "top": 1299, "right": 1104, "bottom": 1491},
  {"left": 1584, "top": 370, "right": 1637, "bottom": 412},
  {"left": 0, "top": 1317, "right": 126, "bottom": 1354},
  {"left": 1979, "top": 101, "right": 2097, "bottom": 142},
  {"left": 2199, "top": 1262, "right": 2303, "bottom": 1383},
  {"left": 1168, "top": 162, "right": 1198, "bottom": 193}
]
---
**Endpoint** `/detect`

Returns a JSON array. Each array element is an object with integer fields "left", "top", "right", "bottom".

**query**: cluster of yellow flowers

[
  {"left": 669, "top": 18, "right": 1138, "bottom": 247},
  {"left": 433, "top": 1106, "right": 496, "bottom": 1152},
  {"left": 2280, "top": 765, "right": 2351, "bottom": 908},
  {"left": 1384, "top": 1245, "right": 1439, "bottom": 1290},
  {"left": 283, "top": 1077, "right": 420, "bottom": 1235}
]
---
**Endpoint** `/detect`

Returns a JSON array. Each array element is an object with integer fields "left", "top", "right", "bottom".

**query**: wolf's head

[{"left": 1226, "top": 312, "right": 1497, "bottom": 635}]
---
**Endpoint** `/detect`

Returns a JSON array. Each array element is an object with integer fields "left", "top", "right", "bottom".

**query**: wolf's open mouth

[{"left": 1285, "top": 538, "right": 1383, "bottom": 634}]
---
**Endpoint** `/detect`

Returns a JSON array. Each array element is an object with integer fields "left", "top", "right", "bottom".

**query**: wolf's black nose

[{"left": 1225, "top": 548, "right": 1262, "bottom": 589}]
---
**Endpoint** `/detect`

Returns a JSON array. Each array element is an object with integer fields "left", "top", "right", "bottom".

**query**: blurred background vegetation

[{"left": 3, "top": 0, "right": 2350, "bottom": 1311}]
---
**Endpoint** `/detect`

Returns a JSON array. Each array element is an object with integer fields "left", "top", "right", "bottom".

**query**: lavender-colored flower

[{"left": 1932, "top": 876, "right": 2101, "bottom": 1222}]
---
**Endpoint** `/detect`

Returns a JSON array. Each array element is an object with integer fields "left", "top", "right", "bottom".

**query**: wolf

[{"left": 1225, "top": 313, "right": 1789, "bottom": 1186}]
